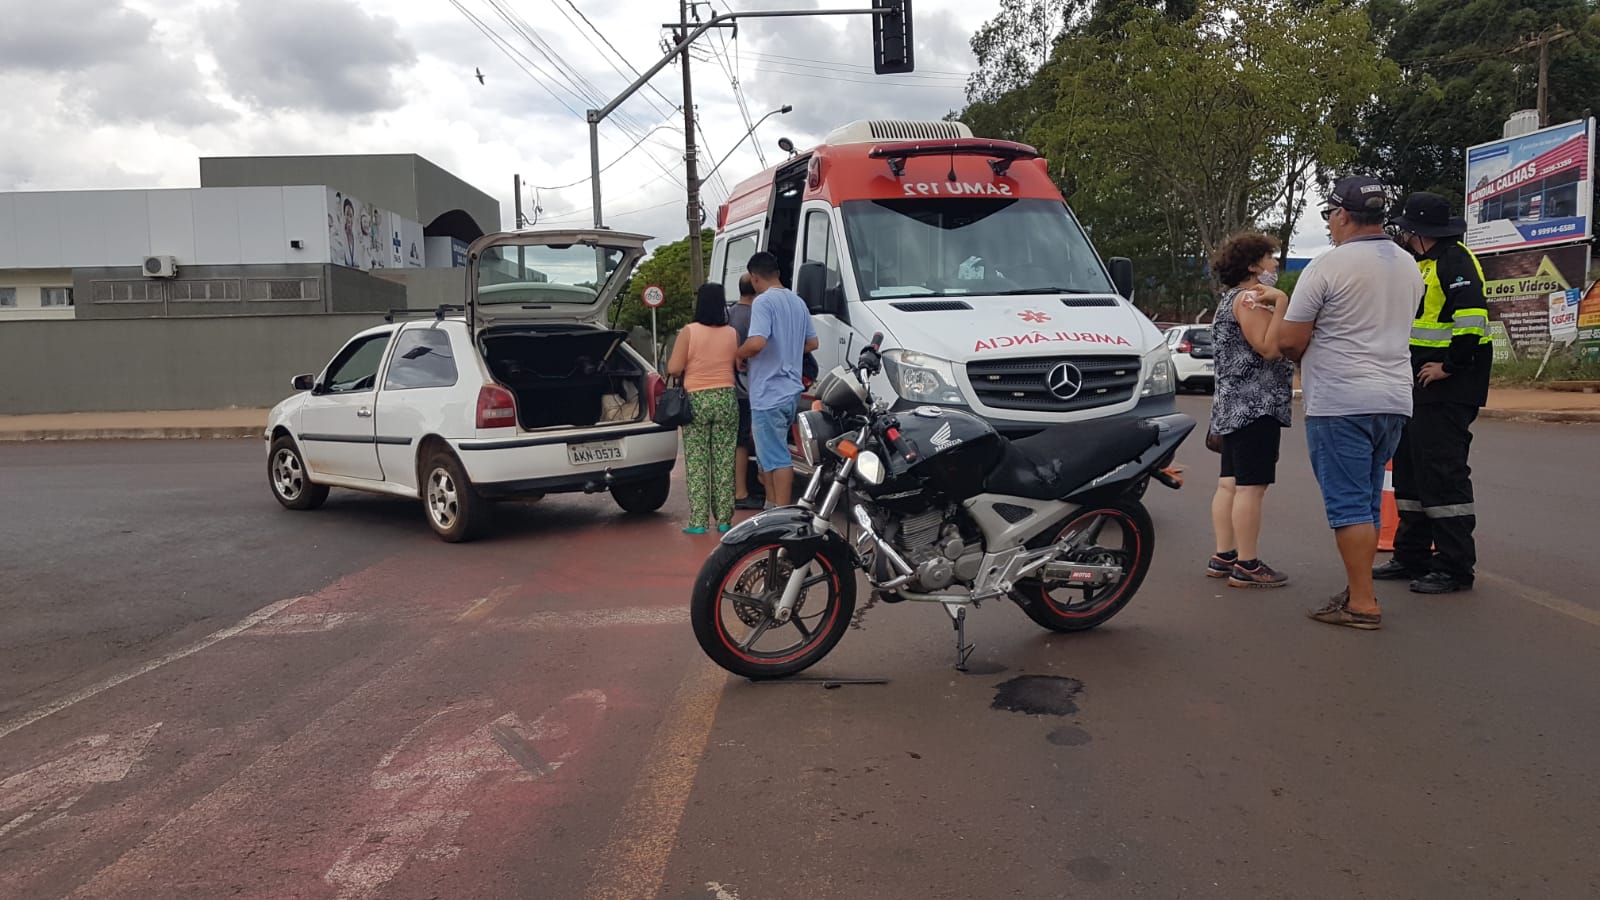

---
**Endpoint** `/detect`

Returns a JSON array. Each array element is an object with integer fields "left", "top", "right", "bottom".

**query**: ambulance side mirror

[{"left": 1109, "top": 257, "right": 1134, "bottom": 300}]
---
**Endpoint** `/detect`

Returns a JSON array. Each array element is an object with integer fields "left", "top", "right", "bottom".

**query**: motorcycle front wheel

[
  {"left": 690, "top": 537, "right": 857, "bottom": 679},
  {"left": 1012, "top": 498, "right": 1155, "bottom": 633}
]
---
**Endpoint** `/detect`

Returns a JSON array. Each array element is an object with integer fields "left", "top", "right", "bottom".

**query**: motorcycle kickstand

[{"left": 945, "top": 605, "right": 976, "bottom": 672}]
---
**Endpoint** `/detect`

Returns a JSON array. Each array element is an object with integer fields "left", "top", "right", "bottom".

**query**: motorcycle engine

[{"left": 874, "top": 508, "right": 980, "bottom": 592}]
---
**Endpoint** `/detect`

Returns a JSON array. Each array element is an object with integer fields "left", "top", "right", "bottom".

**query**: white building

[{"left": 0, "top": 154, "right": 498, "bottom": 321}]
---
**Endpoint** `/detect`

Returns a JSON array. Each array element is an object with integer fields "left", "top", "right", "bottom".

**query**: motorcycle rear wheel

[
  {"left": 1012, "top": 498, "right": 1155, "bottom": 633},
  {"left": 690, "top": 537, "right": 857, "bottom": 679}
]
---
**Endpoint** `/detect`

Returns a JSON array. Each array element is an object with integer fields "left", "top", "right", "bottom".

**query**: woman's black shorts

[{"left": 1219, "top": 415, "right": 1283, "bottom": 486}]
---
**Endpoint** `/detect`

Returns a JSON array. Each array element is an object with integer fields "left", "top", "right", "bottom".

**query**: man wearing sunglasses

[{"left": 1265, "top": 176, "right": 1423, "bottom": 630}]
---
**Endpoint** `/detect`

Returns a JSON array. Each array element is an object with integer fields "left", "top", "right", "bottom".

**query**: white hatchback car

[
  {"left": 265, "top": 229, "right": 678, "bottom": 542},
  {"left": 1164, "top": 324, "right": 1215, "bottom": 393}
]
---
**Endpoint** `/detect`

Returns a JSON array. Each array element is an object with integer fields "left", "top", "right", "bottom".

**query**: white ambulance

[{"left": 709, "top": 119, "right": 1174, "bottom": 437}]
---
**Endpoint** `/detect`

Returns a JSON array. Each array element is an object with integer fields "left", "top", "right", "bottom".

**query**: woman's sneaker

[
  {"left": 1206, "top": 553, "right": 1237, "bottom": 578},
  {"left": 1229, "top": 559, "right": 1288, "bottom": 589}
]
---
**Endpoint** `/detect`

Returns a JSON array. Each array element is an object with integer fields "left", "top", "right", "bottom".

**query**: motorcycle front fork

[{"left": 771, "top": 461, "right": 851, "bottom": 625}]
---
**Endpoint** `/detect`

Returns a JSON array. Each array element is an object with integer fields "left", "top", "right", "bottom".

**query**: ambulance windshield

[{"left": 840, "top": 198, "right": 1114, "bottom": 299}]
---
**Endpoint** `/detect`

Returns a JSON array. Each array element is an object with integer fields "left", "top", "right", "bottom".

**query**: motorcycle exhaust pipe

[{"left": 851, "top": 505, "right": 918, "bottom": 588}]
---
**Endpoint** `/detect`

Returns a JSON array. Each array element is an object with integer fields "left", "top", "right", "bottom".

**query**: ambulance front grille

[{"left": 966, "top": 355, "right": 1141, "bottom": 413}]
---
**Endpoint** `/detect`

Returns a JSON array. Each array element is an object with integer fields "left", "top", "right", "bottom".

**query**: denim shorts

[
  {"left": 1305, "top": 414, "right": 1408, "bottom": 529},
  {"left": 750, "top": 401, "right": 798, "bottom": 472}
]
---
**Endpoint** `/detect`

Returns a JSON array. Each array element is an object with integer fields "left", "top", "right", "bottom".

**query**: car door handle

[{"left": 356, "top": 407, "right": 373, "bottom": 418}]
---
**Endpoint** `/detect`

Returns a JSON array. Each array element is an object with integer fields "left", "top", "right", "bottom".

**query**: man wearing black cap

[
  {"left": 1375, "top": 192, "right": 1492, "bottom": 594},
  {"left": 1268, "top": 175, "right": 1422, "bottom": 630}
]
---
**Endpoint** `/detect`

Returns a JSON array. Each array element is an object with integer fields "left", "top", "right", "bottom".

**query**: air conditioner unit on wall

[{"left": 142, "top": 255, "right": 178, "bottom": 278}]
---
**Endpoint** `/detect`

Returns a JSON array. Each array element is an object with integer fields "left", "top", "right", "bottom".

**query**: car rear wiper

[{"left": 995, "top": 287, "right": 1096, "bottom": 295}]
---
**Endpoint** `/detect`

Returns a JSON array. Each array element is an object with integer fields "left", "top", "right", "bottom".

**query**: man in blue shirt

[{"left": 736, "top": 251, "right": 818, "bottom": 507}]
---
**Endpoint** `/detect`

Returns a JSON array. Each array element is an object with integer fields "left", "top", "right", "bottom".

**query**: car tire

[
  {"left": 421, "top": 450, "right": 488, "bottom": 542},
  {"left": 612, "top": 474, "right": 671, "bottom": 514},
  {"left": 269, "top": 435, "right": 329, "bottom": 510}
]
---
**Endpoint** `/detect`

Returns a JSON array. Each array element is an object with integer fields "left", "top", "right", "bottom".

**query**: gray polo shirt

[
  {"left": 728, "top": 300, "right": 753, "bottom": 399},
  {"left": 1284, "top": 233, "right": 1421, "bottom": 418}
]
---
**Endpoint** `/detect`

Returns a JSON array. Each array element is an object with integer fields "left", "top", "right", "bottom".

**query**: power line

[
  {"left": 559, "top": 0, "right": 681, "bottom": 115},
  {"left": 460, "top": 0, "right": 686, "bottom": 191},
  {"left": 449, "top": 0, "right": 586, "bottom": 119},
  {"left": 736, "top": 48, "right": 971, "bottom": 80},
  {"left": 543, "top": 0, "right": 677, "bottom": 122},
  {"left": 740, "top": 48, "right": 973, "bottom": 77},
  {"left": 532, "top": 121, "right": 684, "bottom": 191}
]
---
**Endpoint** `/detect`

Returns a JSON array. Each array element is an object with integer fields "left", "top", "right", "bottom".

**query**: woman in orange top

[{"left": 667, "top": 283, "right": 740, "bottom": 534}]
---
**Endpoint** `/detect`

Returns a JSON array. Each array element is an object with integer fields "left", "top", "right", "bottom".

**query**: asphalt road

[{"left": 2, "top": 398, "right": 1597, "bottom": 899}]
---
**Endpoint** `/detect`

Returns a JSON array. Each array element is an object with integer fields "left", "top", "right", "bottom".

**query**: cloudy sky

[{"left": 0, "top": 0, "right": 1327, "bottom": 255}]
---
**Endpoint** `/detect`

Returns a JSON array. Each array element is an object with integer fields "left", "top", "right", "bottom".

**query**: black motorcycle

[{"left": 690, "top": 334, "right": 1196, "bottom": 679}]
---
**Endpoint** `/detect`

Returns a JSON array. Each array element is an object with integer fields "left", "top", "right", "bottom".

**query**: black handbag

[{"left": 652, "top": 377, "right": 695, "bottom": 427}]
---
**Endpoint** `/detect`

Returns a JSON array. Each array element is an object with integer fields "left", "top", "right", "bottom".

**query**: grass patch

[{"left": 1491, "top": 352, "right": 1600, "bottom": 387}]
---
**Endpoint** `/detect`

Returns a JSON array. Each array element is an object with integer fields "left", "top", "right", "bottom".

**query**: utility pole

[
  {"left": 1513, "top": 26, "right": 1575, "bottom": 127},
  {"left": 679, "top": 0, "right": 705, "bottom": 286},
  {"left": 582, "top": 3, "right": 904, "bottom": 234},
  {"left": 513, "top": 174, "right": 525, "bottom": 229}
]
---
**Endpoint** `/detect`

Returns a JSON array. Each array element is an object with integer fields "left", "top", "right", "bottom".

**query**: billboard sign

[
  {"left": 1464, "top": 117, "right": 1593, "bottom": 253},
  {"left": 1479, "top": 243, "right": 1591, "bottom": 358}
]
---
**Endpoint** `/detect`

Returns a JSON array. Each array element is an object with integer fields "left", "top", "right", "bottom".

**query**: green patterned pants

[{"left": 682, "top": 387, "right": 738, "bottom": 528}]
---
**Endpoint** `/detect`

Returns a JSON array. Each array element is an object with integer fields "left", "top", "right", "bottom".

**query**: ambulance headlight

[
  {"left": 1141, "top": 348, "right": 1176, "bottom": 398},
  {"left": 881, "top": 350, "right": 968, "bottom": 406}
]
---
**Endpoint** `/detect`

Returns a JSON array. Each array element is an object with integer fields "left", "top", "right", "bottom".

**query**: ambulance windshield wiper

[{"left": 995, "top": 287, "right": 1096, "bottom": 295}]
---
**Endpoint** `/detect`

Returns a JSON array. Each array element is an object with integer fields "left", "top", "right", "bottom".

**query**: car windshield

[
  {"left": 475, "top": 243, "right": 627, "bottom": 306},
  {"left": 839, "top": 198, "right": 1115, "bottom": 299}
]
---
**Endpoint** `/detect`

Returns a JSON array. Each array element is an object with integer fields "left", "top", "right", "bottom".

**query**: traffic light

[{"left": 872, "top": 0, "right": 914, "bottom": 75}]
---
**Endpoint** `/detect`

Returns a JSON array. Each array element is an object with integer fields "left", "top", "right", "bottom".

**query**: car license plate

[
  {"left": 569, "top": 440, "right": 624, "bottom": 465},
  {"left": 1203, "top": 363, "right": 1214, "bottom": 372}
]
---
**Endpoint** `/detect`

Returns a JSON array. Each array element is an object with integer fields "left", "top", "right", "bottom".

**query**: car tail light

[
  {"left": 1177, "top": 339, "right": 1192, "bottom": 353},
  {"left": 645, "top": 371, "right": 666, "bottom": 419},
  {"left": 476, "top": 384, "right": 518, "bottom": 429}
]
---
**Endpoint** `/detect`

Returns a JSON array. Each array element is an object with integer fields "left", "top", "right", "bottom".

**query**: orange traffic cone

[{"left": 1378, "top": 459, "right": 1398, "bottom": 552}]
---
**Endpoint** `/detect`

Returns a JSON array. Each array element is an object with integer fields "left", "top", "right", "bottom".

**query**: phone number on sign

[{"left": 1528, "top": 222, "right": 1580, "bottom": 238}]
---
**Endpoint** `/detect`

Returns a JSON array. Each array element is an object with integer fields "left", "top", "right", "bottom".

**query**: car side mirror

[
  {"left": 1109, "top": 257, "right": 1134, "bottom": 300},
  {"left": 292, "top": 374, "right": 316, "bottom": 392}
]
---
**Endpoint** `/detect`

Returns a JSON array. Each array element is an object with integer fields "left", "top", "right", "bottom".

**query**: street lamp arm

[{"left": 701, "top": 107, "right": 792, "bottom": 187}]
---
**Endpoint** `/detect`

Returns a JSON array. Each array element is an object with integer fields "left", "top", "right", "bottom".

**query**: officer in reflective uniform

[{"left": 1376, "top": 192, "right": 1492, "bottom": 594}]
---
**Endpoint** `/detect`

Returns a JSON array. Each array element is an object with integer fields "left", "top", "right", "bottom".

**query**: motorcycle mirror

[{"left": 855, "top": 450, "right": 886, "bottom": 486}]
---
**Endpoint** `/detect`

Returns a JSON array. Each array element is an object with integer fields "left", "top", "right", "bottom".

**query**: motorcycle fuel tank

[{"left": 891, "top": 406, "right": 1006, "bottom": 501}]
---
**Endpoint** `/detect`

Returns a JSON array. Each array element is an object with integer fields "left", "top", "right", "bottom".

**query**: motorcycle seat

[{"left": 983, "top": 419, "right": 1160, "bottom": 501}]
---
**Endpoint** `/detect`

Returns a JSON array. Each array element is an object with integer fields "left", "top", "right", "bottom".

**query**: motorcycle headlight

[
  {"left": 881, "top": 350, "right": 968, "bottom": 405},
  {"left": 794, "top": 410, "right": 837, "bottom": 468},
  {"left": 1141, "top": 348, "right": 1176, "bottom": 398}
]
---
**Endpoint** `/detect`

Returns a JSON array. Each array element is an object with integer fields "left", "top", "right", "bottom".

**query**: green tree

[
  {"left": 958, "top": 0, "right": 1393, "bottom": 317},
  {"left": 610, "top": 228, "right": 716, "bottom": 337},
  {"left": 1352, "top": 0, "right": 1600, "bottom": 203},
  {"left": 1044, "top": 0, "right": 1393, "bottom": 259}
]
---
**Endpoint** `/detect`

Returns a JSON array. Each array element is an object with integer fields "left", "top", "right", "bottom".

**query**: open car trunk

[{"left": 479, "top": 325, "right": 648, "bottom": 431}]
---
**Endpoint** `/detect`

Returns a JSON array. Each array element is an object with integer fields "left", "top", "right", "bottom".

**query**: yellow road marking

[{"left": 583, "top": 661, "right": 729, "bottom": 900}]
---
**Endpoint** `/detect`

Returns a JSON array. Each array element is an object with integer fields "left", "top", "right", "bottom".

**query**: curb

[
  {"left": 1478, "top": 408, "right": 1600, "bottom": 424},
  {"left": 0, "top": 426, "right": 264, "bottom": 443}
]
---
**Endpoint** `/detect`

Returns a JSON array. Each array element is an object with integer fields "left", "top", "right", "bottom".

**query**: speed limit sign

[{"left": 642, "top": 284, "right": 665, "bottom": 308}]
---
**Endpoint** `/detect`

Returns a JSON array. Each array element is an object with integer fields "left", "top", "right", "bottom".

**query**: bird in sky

[{"left": 475, "top": 67, "right": 485, "bottom": 85}]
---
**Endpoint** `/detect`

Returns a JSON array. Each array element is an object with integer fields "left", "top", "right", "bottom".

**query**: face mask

[{"left": 1257, "top": 270, "right": 1279, "bottom": 287}]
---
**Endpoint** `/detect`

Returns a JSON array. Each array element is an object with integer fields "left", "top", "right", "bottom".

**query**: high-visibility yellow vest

[{"left": 1411, "top": 241, "right": 1491, "bottom": 348}]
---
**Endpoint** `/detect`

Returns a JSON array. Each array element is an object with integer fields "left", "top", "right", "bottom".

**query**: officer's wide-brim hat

[{"left": 1391, "top": 191, "right": 1467, "bottom": 237}]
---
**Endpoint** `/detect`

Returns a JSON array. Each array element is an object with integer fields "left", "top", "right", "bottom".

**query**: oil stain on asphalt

[{"left": 990, "top": 675, "right": 1084, "bottom": 716}]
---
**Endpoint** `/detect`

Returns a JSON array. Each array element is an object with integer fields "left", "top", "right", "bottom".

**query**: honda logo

[{"left": 1045, "top": 362, "right": 1084, "bottom": 400}]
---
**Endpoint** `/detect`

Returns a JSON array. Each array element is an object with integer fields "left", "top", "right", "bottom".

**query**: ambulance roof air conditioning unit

[
  {"left": 142, "top": 255, "right": 178, "bottom": 278},
  {"left": 825, "top": 119, "right": 975, "bottom": 145}
]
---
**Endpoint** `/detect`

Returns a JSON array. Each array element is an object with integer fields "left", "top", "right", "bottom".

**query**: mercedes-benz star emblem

[{"left": 1045, "top": 362, "right": 1084, "bottom": 400}]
